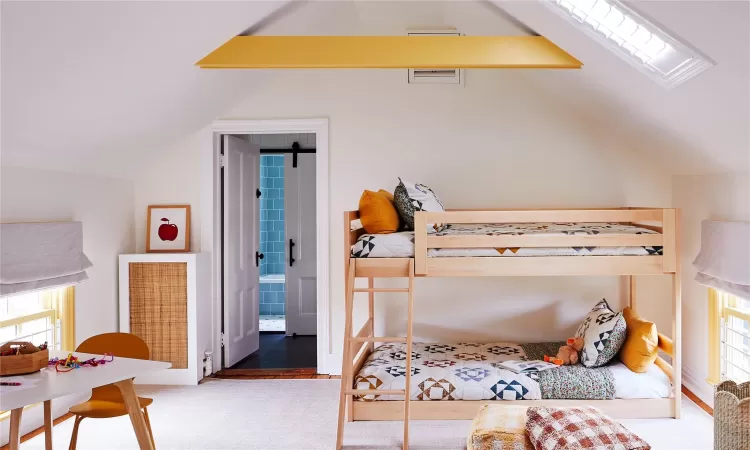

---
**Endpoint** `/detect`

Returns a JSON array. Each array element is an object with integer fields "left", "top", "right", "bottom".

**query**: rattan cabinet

[{"left": 118, "top": 253, "right": 211, "bottom": 385}]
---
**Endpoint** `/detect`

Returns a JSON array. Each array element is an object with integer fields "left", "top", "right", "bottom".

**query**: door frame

[{"left": 201, "top": 119, "right": 330, "bottom": 374}]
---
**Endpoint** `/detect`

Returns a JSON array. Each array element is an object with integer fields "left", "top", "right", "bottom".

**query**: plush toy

[{"left": 544, "top": 337, "right": 584, "bottom": 366}]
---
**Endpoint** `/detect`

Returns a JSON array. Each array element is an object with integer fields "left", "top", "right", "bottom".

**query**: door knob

[{"left": 255, "top": 251, "right": 264, "bottom": 267}]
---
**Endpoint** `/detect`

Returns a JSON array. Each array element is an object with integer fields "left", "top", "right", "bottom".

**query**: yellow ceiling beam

[{"left": 196, "top": 36, "right": 582, "bottom": 69}]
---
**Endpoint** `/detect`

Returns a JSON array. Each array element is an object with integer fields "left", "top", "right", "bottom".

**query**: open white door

[
  {"left": 285, "top": 153, "right": 317, "bottom": 336},
  {"left": 223, "top": 135, "right": 261, "bottom": 367}
]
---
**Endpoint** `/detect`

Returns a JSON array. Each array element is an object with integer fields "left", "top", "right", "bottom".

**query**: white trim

[
  {"left": 200, "top": 119, "right": 330, "bottom": 375},
  {"left": 327, "top": 352, "right": 343, "bottom": 376}
]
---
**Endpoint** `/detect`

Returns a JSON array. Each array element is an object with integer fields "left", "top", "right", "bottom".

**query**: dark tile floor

[{"left": 229, "top": 333, "right": 317, "bottom": 369}]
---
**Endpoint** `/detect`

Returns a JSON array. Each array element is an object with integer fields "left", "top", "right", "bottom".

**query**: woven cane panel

[{"left": 129, "top": 262, "right": 188, "bottom": 369}]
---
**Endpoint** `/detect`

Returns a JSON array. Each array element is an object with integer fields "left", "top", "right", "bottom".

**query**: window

[
  {"left": 709, "top": 289, "right": 750, "bottom": 384},
  {"left": 542, "top": 0, "right": 714, "bottom": 88},
  {"left": 0, "top": 287, "right": 75, "bottom": 351}
]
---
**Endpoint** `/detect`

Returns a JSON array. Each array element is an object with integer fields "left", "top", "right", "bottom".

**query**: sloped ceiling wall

[
  {"left": 0, "top": 1, "right": 281, "bottom": 176},
  {"left": 1, "top": 1, "right": 747, "bottom": 178},
  {"left": 499, "top": 0, "right": 750, "bottom": 174}
]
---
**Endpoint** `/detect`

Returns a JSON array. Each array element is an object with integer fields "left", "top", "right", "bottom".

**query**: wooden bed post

[
  {"left": 336, "top": 262, "right": 356, "bottom": 449},
  {"left": 368, "top": 277, "right": 375, "bottom": 354},
  {"left": 403, "top": 260, "right": 415, "bottom": 449},
  {"left": 671, "top": 209, "right": 682, "bottom": 419},
  {"left": 629, "top": 276, "right": 637, "bottom": 311},
  {"left": 414, "top": 213, "right": 427, "bottom": 276}
]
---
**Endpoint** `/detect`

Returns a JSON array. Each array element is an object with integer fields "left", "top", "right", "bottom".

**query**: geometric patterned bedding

[
  {"left": 354, "top": 342, "right": 625, "bottom": 402},
  {"left": 355, "top": 342, "right": 542, "bottom": 402},
  {"left": 351, "top": 222, "right": 662, "bottom": 258}
]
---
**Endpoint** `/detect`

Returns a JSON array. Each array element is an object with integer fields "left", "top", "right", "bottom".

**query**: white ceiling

[{"left": 1, "top": 1, "right": 748, "bottom": 178}]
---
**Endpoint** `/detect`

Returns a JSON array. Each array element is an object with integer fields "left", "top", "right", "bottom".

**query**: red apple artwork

[
  {"left": 158, "top": 218, "right": 179, "bottom": 241},
  {"left": 147, "top": 205, "right": 190, "bottom": 253}
]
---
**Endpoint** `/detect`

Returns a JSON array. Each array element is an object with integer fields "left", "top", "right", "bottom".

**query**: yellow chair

[{"left": 68, "top": 333, "right": 155, "bottom": 450}]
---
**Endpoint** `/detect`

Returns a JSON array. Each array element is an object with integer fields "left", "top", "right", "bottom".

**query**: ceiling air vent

[{"left": 407, "top": 30, "right": 462, "bottom": 85}]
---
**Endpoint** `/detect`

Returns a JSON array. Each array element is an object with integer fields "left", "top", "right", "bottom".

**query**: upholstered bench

[{"left": 467, "top": 404, "right": 533, "bottom": 450}]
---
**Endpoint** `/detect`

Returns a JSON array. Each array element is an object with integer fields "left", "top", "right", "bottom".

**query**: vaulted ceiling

[{"left": 2, "top": 1, "right": 748, "bottom": 178}]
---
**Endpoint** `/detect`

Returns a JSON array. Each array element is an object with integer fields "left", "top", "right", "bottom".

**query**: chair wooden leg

[
  {"left": 69, "top": 416, "right": 85, "bottom": 450},
  {"left": 143, "top": 407, "right": 156, "bottom": 449}
]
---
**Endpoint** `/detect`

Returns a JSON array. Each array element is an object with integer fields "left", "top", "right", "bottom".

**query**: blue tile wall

[
  {"left": 260, "top": 155, "right": 285, "bottom": 276},
  {"left": 259, "top": 281, "right": 286, "bottom": 316}
]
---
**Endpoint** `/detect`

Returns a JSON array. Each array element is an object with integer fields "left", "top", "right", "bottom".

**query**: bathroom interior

[{"left": 259, "top": 153, "right": 287, "bottom": 333}]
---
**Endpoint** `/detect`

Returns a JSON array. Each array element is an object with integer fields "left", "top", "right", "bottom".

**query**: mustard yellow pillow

[
  {"left": 359, "top": 190, "right": 399, "bottom": 234},
  {"left": 378, "top": 190, "right": 394, "bottom": 203},
  {"left": 619, "top": 306, "right": 659, "bottom": 373}
]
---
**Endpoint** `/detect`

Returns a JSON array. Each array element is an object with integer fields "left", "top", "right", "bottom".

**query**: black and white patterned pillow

[
  {"left": 393, "top": 178, "right": 445, "bottom": 232},
  {"left": 575, "top": 299, "right": 627, "bottom": 368},
  {"left": 393, "top": 181, "right": 416, "bottom": 230}
]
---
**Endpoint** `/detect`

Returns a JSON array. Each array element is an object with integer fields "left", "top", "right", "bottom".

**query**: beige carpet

[{"left": 22, "top": 379, "right": 713, "bottom": 450}]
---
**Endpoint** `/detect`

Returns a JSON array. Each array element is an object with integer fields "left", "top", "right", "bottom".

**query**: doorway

[{"left": 218, "top": 131, "right": 320, "bottom": 372}]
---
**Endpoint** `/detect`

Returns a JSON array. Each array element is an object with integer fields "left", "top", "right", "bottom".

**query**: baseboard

[{"left": 682, "top": 366, "right": 714, "bottom": 408}]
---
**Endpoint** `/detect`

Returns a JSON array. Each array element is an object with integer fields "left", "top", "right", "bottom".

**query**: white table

[{"left": 1, "top": 351, "right": 171, "bottom": 450}]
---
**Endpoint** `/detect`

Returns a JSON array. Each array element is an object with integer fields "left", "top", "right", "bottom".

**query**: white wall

[
  {"left": 132, "top": 69, "right": 673, "bottom": 373},
  {"left": 673, "top": 170, "right": 750, "bottom": 407},
  {"left": 0, "top": 165, "right": 135, "bottom": 444}
]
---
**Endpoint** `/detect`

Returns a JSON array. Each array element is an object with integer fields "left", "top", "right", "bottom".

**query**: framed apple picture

[{"left": 146, "top": 205, "right": 191, "bottom": 253}]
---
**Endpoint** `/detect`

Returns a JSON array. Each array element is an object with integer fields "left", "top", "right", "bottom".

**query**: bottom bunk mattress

[{"left": 354, "top": 342, "right": 671, "bottom": 401}]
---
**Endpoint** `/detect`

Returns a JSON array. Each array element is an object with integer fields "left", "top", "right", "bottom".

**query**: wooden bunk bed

[{"left": 336, "top": 207, "right": 681, "bottom": 450}]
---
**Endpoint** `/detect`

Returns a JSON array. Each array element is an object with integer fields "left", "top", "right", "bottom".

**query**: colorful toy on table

[{"left": 48, "top": 352, "right": 115, "bottom": 372}]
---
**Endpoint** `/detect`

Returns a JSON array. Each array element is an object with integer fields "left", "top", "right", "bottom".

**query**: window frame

[
  {"left": 709, "top": 288, "right": 750, "bottom": 384},
  {"left": 541, "top": 0, "right": 714, "bottom": 88},
  {"left": 0, "top": 292, "right": 59, "bottom": 350},
  {"left": 0, "top": 286, "right": 76, "bottom": 422},
  {"left": 0, "top": 308, "right": 58, "bottom": 348}
]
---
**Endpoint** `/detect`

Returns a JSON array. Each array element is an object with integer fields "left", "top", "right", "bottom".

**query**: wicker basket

[
  {"left": 714, "top": 380, "right": 750, "bottom": 450},
  {"left": 0, "top": 342, "right": 49, "bottom": 376}
]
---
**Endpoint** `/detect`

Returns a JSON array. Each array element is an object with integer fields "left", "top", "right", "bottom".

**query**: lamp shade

[
  {"left": 692, "top": 220, "right": 750, "bottom": 300},
  {"left": 0, "top": 222, "right": 93, "bottom": 296}
]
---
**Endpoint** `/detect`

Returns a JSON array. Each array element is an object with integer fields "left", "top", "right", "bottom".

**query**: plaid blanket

[{"left": 526, "top": 406, "right": 650, "bottom": 450}]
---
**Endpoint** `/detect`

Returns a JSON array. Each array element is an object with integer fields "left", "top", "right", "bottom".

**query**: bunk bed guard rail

[{"left": 412, "top": 208, "right": 678, "bottom": 277}]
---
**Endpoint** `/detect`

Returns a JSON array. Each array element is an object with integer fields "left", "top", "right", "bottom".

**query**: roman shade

[
  {"left": 693, "top": 220, "right": 750, "bottom": 301},
  {"left": 0, "top": 222, "right": 93, "bottom": 296}
]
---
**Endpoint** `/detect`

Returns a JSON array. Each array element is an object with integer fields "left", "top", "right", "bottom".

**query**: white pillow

[
  {"left": 575, "top": 299, "right": 627, "bottom": 368},
  {"left": 394, "top": 179, "right": 446, "bottom": 233}
]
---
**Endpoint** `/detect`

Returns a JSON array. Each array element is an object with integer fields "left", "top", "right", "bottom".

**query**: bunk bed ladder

[{"left": 336, "top": 259, "right": 415, "bottom": 450}]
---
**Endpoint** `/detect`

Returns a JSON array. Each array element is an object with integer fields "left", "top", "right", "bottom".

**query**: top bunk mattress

[{"left": 351, "top": 222, "right": 662, "bottom": 258}]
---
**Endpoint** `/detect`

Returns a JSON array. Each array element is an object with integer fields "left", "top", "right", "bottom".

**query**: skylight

[{"left": 543, "top": 0, "right": 714, "bottom": 88}]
